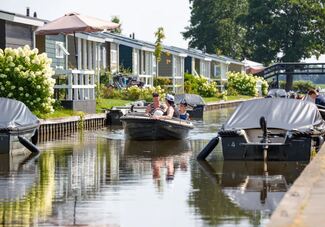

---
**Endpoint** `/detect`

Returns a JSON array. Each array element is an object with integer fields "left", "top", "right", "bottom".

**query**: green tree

[
  {"left": 111, "top": 16, "right": 122, "bottom": 34},
  {"left": 243, "top": 0, "right": 325, "bottom": 90},
  {"left": 183, "top": 0, "right": 248, "bottom": 59},
  {"left": 154, "top": 27, "right": 165, "bottom": 77}
]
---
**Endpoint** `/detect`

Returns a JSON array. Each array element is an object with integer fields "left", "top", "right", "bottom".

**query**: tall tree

[
  {"left": 154, "top": 27, "right": 165, "bottom": 77},
  {"left": 243, "top": 0, "right": 325, "bottom": 89},
  {"left": 111, "top": 16, "right": 122, "bottom": 34},
  {"left": 183, "top": 0, "right": 248, "bottom": 59}
]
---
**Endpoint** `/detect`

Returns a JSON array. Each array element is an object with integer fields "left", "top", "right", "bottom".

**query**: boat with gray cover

[
  {"left": 0, "top": 98, "right": 40, "bottom": 154},
  {"left": 198, "top": 98, "right": 325, "bottom": 161}
]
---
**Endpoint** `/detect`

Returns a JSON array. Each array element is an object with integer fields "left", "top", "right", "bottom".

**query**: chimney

[
  {"left": 33, "top": 12, "right": 37, "bottom": 18},
  {"left": 132, "top": 33, "right": 135, "bottom": 39},
  {"left": 26, "top": 7, "right": 30, "bottom": 17}
]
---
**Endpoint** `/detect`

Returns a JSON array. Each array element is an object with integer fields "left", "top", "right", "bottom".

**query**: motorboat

[
  {"left": 198, "top": 98, "right": 325, "bottom": 161},
  {"left": 0, "top": 98, "right": 40, "bottom": 154},
  {"left": 120, "top": 113, "right": 194, "bottom": 140},
  {"left": 175, "top": 94, "right": 205, "bottom": 118}
]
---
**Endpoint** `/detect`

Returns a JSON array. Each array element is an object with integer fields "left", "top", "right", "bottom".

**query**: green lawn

[
  {"left": 36, "top": 96, "right": 252, "bottom": 120},
  {"left": 36, "top": 109, "right": 84, "bottom": 120},
  {"left": 203, "top": 95, "right": 254, "bottom": 103},
  {"left": 315, "top": 84, "right": 325, "bottom": 89},
  {"left": 96, "top": 98, "right": 132, "bottom": 112}
]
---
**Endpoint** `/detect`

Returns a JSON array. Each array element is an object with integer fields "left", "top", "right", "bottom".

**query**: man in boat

[
  {"left": 145, "top": 92, "right": 167, "bottom": 116},
  {"left": 304, "top": 89, "right": 318, "bottom": 103},
  {"left": 152, "top": 94, "right": 180, "bottom": 120},
  {"left": 315, "top": 88, "right": 325, "bottom": 107}
]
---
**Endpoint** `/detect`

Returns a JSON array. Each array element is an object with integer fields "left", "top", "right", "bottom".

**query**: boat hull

[
  {"left": 121, "top": 116, "right": 193, "bottom": 140},
  {"left": 221, "top": 135, "right": 313, "bottom": 161},
  {"left": 0, "top": 126, "right": 38, "bottom": 154}
]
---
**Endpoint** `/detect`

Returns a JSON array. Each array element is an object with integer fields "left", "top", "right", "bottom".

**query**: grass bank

[
  {"left": 203, "top": 95, "right": 253, "bottom": 103},
  {"left": 96, "top": 98, "right": 132, "bottom": 112},
  {"left": 35, "top": 109, "right": 84, "bottom": 120},
  {"left": 36, "top": 96, "right": 253, "bottom": 120}
]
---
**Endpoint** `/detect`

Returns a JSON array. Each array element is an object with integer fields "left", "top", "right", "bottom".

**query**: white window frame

[
  {"left": 55, "top": 41, "right": 69, "bottom": 59},
  {"left": 133, "top": 50, "right": 139, "bottom": 75}
]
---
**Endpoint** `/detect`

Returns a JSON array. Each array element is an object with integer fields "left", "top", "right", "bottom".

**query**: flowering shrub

[
  {"left": 101, "top": 85, "right": 166, "bottom": 102},
  {"left": 0, "top": 46, "right": 55, "bottom": 113},
  {"left": 227, "top": 72, "right": 268, "bottom": 96},
  {"left": 184, "top": 73, "right": 218, "bottom": 97},
  {"left": 122, "top": 85, "right": 166, "bottom": 101}
]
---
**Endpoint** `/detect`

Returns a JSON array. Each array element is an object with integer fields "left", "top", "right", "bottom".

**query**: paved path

[{"left": 268, "top": 145, "right": 325, "bottom": 226}]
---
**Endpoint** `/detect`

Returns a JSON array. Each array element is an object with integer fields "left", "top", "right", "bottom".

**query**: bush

[
  {"left": 100, "top": 85, "right": 123, "bottom": 99},
  {"left": 100, "top": 70, "right": 112, "bottom": 86},
  {"left": 261, "top": 80, "right": 269, "bottom": 96},
  {"left": 227, "top": 72, "right": 268, "bottom": 96},
  {"left": 184, "top": 73, "right": 218, "bottom": 97},
  {"left": 122, "top": 85, "right": 166, "bottom": 101},
  {"left": 293, "top": 80, "right": 315, "bottom": 93},
  {"left": 278, "top": 80, "right": 315, "bottom": 93},
  {"left": 0, "top": 46, "right": 55, "bottom": 114},
  {"left": 99, "top": 85, "right": 166, "bottom": 102},
  {"left": 154, "top": 77, "right": 172, "bottom": 87}
]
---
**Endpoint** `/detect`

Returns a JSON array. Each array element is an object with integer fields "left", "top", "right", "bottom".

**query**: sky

[
  {"left": 0, "top": 0, "right": 191, "bottom": 48},
  {"left": 1, "top": 0, "right": 324, "bottom": 63}
]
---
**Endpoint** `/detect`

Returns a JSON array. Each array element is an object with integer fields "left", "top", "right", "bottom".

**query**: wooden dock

[{"left": 267, "top": 145, "right": 325, "bottom": 226}]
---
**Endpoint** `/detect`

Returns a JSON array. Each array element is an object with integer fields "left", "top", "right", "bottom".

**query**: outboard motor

[{"left": 260, "top": 116, "right": 269, "bottom": 161}]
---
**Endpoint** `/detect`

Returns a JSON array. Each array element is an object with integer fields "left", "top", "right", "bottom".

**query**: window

[
  {"left": 55, "top": 41, "right": 69, "bottom": 59},
  {"left": 214, "top": 64, "right": 221, "bottom": 77},
  {"left": 111, "top": 49, "right": 117, "bottom": 64}
]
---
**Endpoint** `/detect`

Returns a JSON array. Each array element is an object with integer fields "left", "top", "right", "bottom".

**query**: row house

[
  {"left": 1, "top": 9, "right": 245, "bottom": 113},
  {"left": 0, "top": 9, "right": 46, "bottom": 49}
]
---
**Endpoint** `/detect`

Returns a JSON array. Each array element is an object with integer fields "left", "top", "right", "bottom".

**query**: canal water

[{"left": 0, "top": 108, "right": 307, "bottom": 226}]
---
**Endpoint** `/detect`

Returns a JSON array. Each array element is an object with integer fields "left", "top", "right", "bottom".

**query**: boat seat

[{"left": 244, "top": 129, "right": 286, "bottom": 143}]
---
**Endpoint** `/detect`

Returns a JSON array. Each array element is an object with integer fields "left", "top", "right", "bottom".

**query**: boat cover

[
  {"left": 175, "top": 94, "right": 205, "bottom": 106},
  {"left": 267, "top": 89, "right": 287, "bottom": 98},
  {"left": 0, "top": 98, "right": 39, "bottom": 130},
  {"left": 223, "top": 98, "right": 325, "bottom": 131}
]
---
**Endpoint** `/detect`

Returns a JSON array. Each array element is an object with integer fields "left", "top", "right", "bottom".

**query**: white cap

[{"left": 166, "top": 94, "right": 175, "bottom": 102}]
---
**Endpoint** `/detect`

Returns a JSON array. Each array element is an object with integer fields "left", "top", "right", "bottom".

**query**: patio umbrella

[{"left": 35, "top": 12, "right": 119, "bottom": 65}]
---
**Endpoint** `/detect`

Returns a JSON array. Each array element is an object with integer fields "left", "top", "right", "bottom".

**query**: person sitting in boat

[
  {"left": 152, "top": 94, "right": 179, "bottom": 120},
  {"left": 304, "top": 89, "right": 318, "bottom": 103},
  {"left": 179, "top": 99, "right": 190, "bottom": 120},
  {"left": 145, "top": 92, "right": 167, "bottom": 116},
  {"left": 315, "top": 88, "right": 325, "bottom": 107}
]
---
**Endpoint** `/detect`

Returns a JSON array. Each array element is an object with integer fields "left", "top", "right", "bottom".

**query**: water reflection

[
  {"left": 0, "top": 152, "right": 55, "bottom": 226},
  {"left": 0, "top": 107, "right": 308, "bottom": 226},
  {"left": 124, "top": 140, "right": 192, "bottom": 190},
  {"left": 192, "top": 160, "right": 307, "bottom": 226}
]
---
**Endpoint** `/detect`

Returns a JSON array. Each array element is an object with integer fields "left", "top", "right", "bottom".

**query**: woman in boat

[
  {"left": 179, "top": 99, "right": 190, "bottom": 120},
  {"left": 152, "top": 94, "right": 179, "bottom": 120},
  {"left": 145, "top": 92, "right": 167, "bottom": 116}
]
